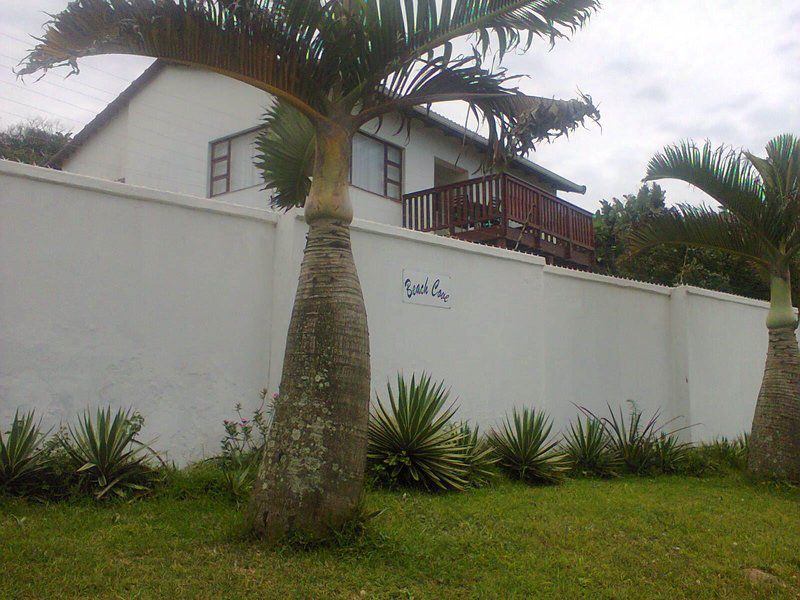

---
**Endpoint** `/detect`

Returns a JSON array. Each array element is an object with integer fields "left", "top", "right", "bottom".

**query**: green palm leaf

[
  {"left": 627, "top": 204, "right": 775, "bottom": 269},
  {"left": 256, "top": 101, "right": 315, "bottom": 210},
  {"left": 16, "top": 0, "right": 332, "bottom": 119},
  {"left": 644, "top": 140, "right": 766, "bottom": 232}
]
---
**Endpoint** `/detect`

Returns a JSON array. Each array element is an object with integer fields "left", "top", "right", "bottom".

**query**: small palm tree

[
  {"left": 18, "top": 0, "right": 600, "bottom": 540},
  {"left": 629, "top": 135, "right": 800, "bottom": 481}
]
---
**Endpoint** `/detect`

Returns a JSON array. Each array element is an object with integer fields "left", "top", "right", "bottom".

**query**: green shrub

[
  {"left": 678, "top": 445, "right": 720, "bottom": 476},
  {"left": 220, "top": 395, "right": 272, "bottom": 468},
  {"left": 456, "top": 423, "right": 496, "bottom": 488},
  {"left": 368, "top": 373, "right": 469, "bottom": 491},
  {"left": 563, "top": 415, "right": 620, "bottom": 478},
  {"left": 700, "top": 434, "right": 749, "bottom": 471},
  {"left": 158, "top": 462, "right": 230, "bottom": 500},
  {"left": 583, "top": 402, "right": 663, "bottom": 475},
  {"left": 488, "top": 407, "right": 566, "bottom": 485},
  {"left": 61, "top": 407, "right": 162, "bottom": 499},
  {"left": 654, "top": 432, "right": 691, "bottom": 474},
  {"left": 0, "top": 410, "right": 50, "bottom": 494}
]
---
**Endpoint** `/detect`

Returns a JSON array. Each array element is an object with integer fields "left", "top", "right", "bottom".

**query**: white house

[{"left": 51, "top": 60, "right": 595, "bottom": 267}]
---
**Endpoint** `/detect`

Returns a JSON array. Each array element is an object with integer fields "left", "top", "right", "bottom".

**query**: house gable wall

[{"left": 62, "top": 64, "right": 562, "bottom": 226}]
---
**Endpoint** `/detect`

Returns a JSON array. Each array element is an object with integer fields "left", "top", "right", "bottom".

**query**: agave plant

[
  {"left": 61, "top": 407, "right": 160, "bottom": 499},
  {"left": 563, "top": 414, "right": 620, "bottom": 478},
  {"left": 0, "top": 410, "right": 50, "bottom": 493},
  {"left": 456, "top": 423, "right": 496, "bottom": 488},
  {"left": 582, "top": 402, "right": 673, "bottom": 475},
  {"left": 654, "top": 432, "right": 691, "bottom": 474},
  {"left": 488, "top": 407, "right": 567, "bottom": 484},
  {"left": 368, "top": 374, "right": 468, "bottom": 491}
]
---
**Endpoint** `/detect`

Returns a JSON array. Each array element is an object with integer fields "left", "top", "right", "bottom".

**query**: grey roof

[
  {"left": 410, "top": 106, "right": 586, "bottom": 194},
  {"left": 49, "top": 60, "right": 586, "bottom": 194}
]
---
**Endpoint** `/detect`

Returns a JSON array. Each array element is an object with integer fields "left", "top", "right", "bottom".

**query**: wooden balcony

[{"left": 402, "top": 173, "right": 595, "bottom": 268}]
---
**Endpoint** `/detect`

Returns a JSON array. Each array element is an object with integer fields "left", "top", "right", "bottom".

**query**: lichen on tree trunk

[
  {"left": 248, "top": 124, "right": 371, "bottom": 541},
  {"left": 748, "top": 324, "right": 800, "bottom": 481}
]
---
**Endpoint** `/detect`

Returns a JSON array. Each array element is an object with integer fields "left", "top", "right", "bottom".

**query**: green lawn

[{"left": 1, "top": 475, "right": 797, "bottom": 599}]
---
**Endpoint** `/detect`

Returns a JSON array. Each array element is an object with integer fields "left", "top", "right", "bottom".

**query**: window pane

[
  {"left": 229, "top": 130, "right": 261, "bottom": 192},
  {"left": 387, "top": 164, "right": 401, "bottom": 183},
  {"left": 387, "top": 181, "right": 401, "bottom": 199},
  {"left": 212, "top": 140, "right": 229, "bottom": 159},
  {"left": 211, "top": 178, "right": 228, "bottom": 196},
  {"left": 387, "top": 145, "right": 401, "bottom": 164},
  {"left": 211, "top": 159, "right": 227, "bottom": 178},
  {"left": 352, "top": 133, "right": 385, "bottom": 196}
]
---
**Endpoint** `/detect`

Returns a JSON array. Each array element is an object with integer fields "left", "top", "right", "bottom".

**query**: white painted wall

[
  {"left": 62, "top": 65, "right": 568, "bottom": 226},
  {"left": 1, "top": 161, "right": 773, "bottom": 461}
]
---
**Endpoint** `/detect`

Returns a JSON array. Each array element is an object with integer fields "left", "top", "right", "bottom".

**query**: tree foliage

[
  {"left": 593, "top": 183, "right": 771, "bottom": 300},
  {"left": 0, "top": 118, "right": 71, "bottom": 166}
]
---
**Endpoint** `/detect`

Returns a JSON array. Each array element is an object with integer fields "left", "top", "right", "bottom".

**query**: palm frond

[
  {"left": 644, "top": 140, "right": 766, "bottom": 232},
  {"left": 362, "top": 50, "right": 598, "bottom": 160},
  {"left": 394, "top": 0, "right": 597, "bottom": 64},
  {"left": 627, "top": 203, "right": 775, "bottom": 268},
  {"left": 256, "top": 100, "right": 315, "bottom": 210},
  {"left": 745, "top": 134, "right": 800, "bottom": 252},
  {"left": 16, "top": 0, "right": 331, "bottom": 119}
]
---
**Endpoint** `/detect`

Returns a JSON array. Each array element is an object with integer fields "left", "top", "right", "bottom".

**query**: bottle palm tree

[
  {"left": 628, "top": 135, "right": 800, "bottom": 481},
  {"left": 18, "top": 0, "right": 600, "bottom": 539}
]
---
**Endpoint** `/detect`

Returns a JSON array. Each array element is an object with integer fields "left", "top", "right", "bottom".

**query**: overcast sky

[{"left": 2, "top": 1, "right": 799, "bottom": 212}]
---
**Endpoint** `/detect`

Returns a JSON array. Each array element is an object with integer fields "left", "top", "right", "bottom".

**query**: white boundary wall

[{"left": 0, "top": 161, "right": 775, "bottom": 461}]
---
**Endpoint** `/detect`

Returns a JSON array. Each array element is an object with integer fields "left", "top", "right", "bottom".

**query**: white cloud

[{"left": 2, "top": 0, "right": 798, "bottom": 213}]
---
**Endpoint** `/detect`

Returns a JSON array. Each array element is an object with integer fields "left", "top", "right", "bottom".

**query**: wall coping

[
  {"left": 0, "top": 159, "right": 279, "bottom": 225},
  {"left": 544, "top": 263, "right": 673, "bottom": 295},
  {"left": 680, "top": 285, "right": 771, "bottom": 309}
]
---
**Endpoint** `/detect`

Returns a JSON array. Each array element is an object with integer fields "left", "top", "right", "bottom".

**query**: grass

[{"left": 1, "top": 475, "right": 798, "bottom": 599}]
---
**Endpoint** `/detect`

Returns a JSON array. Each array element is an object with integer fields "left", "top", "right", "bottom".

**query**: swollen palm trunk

[
  {"left": 748, "top": 326, "right": 800, "bottom": 481},
  {"left": 248, "top": 219, "right": 370, "bottom": 541}
]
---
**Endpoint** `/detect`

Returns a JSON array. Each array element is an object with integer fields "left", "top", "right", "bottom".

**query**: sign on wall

[{"left": 402, "top": 269, "right": 452, "bottom": 308}]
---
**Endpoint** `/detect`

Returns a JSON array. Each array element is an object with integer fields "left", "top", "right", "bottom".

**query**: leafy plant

[
  {"left": 488, "top": 407, "right": 567, "bottom": 485},
  {"left": 700, "top": 434, "right": 749, "bottom": 471},
  {"left": 0, "top": 410, "right": 50, "bottom": 493},
  {"left": 61, "top": 407, "right": 160, "bottom": 499},
  {"left": 456, "top": 423, "right": 496, "bottom": 488},
  {"left": 654, "top": 432, "right": 691, "bottom": 474},
  {"left": 563, "top": 415, "right": 620, "bottom": 478},
  {"left": 582, "top": 402, "right": 663, "bottom": 475},
  {"left": 220, "top": 394, "right": 273, "bottom": 467},
  {"left": 368, "top": 374, "right": 468, "bottom": 491}
]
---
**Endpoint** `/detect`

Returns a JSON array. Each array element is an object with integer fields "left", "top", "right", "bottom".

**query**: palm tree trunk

[
  {"left": 248, "top": 124, "right": 371, "bottom": 541},
  {"left": 748, "top": 274, "right": 800, "bottom": 481}
]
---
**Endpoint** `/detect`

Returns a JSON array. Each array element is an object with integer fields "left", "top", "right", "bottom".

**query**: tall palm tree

[
  {"left": 629, "top": 135, "right": 800, "bottom": 482},
  {"left": 18, "top": 0, "right": 600, "bottom": 539}
]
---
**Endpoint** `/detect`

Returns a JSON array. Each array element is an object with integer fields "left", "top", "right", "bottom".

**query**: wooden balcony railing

[{"left": 402, "top": 173, "right": 595, "bottom": 266}]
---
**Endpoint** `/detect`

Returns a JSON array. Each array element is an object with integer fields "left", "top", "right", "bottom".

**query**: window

[
  {"left": 351, "top": 132, "right": 402, "bottom": 199},
  {"left": 209, "top": 129, "right": 261, "bottom": 197}
]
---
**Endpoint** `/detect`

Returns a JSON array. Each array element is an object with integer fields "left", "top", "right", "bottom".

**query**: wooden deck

[{"left": 402, "top": 173, "right": 595, "bottom": 268}]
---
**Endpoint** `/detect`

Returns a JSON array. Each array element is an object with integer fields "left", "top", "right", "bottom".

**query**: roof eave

[{"left": 47, "top": 60, "right": 165, "bottom": 169}]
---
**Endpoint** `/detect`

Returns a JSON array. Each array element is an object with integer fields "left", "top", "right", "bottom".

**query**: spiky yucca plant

[
  {"left": 581, "top": 403, "right": 662, "bottom": 475},
  {"left": 654, "top": 432, "right": 691, "bottom": 474},
  {"left": 61, "top": 407, "right": 159, "bottom": 499},
  {"left": 0, "top": 410, "right": 49, "bottom": 493},
  {"left": 368, "top": 374, "right": 468, "bottom": 491},
  {"left": 629, "top": 135, "right": 800, "bottom": 481},
  {"left": 563, "top": 415, "right": 620, "bottom": 478},
  {"left": 19, "top": 0, "right": 600, "bottom": 538},
  {"left": 488, "top": 407, "right": 566, "bottom": 484},
  {"left": 456, "top": 422, "right": 496, "bottom": 488}
]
